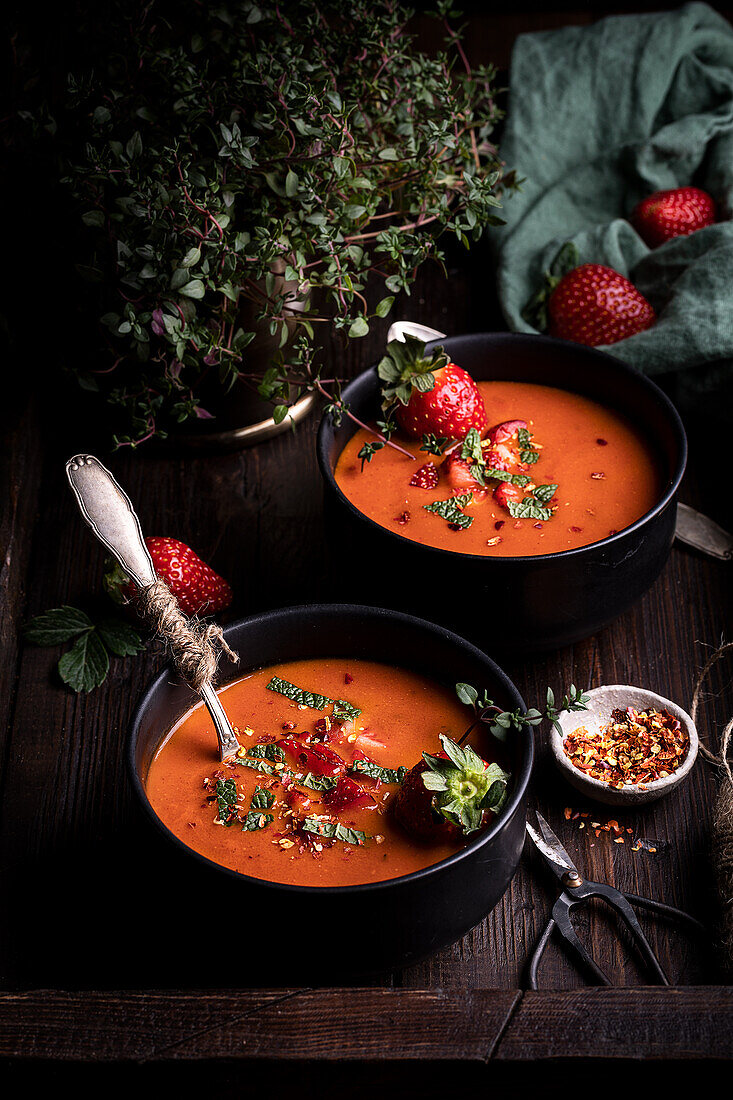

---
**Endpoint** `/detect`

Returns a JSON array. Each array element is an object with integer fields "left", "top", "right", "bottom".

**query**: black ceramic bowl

[
  {"left": 129, "top": 604, "right": 532, "bottom": 973},
  {"left": 317, "top": 333, "right": 687, "bottom": 652}
]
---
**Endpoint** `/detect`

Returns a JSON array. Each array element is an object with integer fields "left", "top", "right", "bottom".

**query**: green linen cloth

[{"left": 492, "top": 2, "right": 733, "bottom": 413}]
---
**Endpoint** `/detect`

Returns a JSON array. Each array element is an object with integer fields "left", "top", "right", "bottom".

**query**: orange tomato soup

[
  {"left": 334, "top": 381, "right": 661, "bottom": 557},
  {"left": 145, "top": 658, "right": 497, "bottom": 887}
]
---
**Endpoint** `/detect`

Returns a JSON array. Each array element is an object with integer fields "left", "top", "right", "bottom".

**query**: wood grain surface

[{"left": 3, "top": 6, "right": 733, "bottom": 1068}]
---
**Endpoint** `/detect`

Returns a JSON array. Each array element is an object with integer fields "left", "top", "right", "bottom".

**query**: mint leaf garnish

[
  {"left": 507, "top": 483, "right": 558, "bottom": 521},
  {"left": 216, "top": 778, "right": 239, "bottom": 825},
  {"left": 241, "top": 811, "right": 274, "bottom": 831},
  {"left": 349, "top": 760, "right": 407, "bottom": 784},
  {"left": 266, "top": 677, "right": 361, "bottom": 720},
  {"left": 233, "top": 757, "right": 277, "bottom": 776},
  {"left": 250, "top": 786, "right": 275, "bottom": 810},
  {"left": 295, "top": 772, "right": 339, "bottom": 792},
  {"left": 248, "top": 742, "right": 286, "bottom": 762},
  {"left": 424, "top": 492, "right": 474, "bottom": 529},
  {"left": 302, "top": 817, "right": 370, "bottom": 846}
]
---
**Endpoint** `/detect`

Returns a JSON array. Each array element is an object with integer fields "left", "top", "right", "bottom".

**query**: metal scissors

[{"left": 525, "top": 811, "right": 704, "bottom": 988}]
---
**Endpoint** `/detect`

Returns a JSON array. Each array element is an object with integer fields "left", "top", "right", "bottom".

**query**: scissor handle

[{"left": 567, "top": 881, "right": 670, "bottom": 984}]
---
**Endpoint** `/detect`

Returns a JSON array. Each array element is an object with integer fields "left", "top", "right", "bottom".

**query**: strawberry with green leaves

[
  {"left": 378, "top": 335, "right": 486, "bottom": 441},
  {"left": 105, "top": 536, "right": 232, "bottom": 616},
  {"left": 393, "top": 735, "right": 509, "bottom": 841}
]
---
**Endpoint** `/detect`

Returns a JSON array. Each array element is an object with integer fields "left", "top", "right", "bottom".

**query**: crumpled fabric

[{"left": 491, "top": 2, "right": 733, "bottom": 414}]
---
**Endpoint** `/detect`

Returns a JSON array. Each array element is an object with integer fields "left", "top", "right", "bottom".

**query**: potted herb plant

[{"left": 59, "top": 0, "right": 514, "bottom": 448}]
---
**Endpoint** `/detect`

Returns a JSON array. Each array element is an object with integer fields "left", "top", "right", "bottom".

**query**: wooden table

[{"left": 1, "top": 241, "right": 732, "bottom": 1083}]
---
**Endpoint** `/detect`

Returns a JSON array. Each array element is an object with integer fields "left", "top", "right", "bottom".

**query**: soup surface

[
  {"left": 145, "top": 658, "right": 502, "bottom": 887},
  {"left": 334, "top": 381, "right": 661, "bottom": 557}
]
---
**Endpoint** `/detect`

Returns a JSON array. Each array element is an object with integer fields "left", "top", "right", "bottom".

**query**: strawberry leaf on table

[
  {"left": 22, "top": 605, "right": 145, "bottom": 694},
  {"left": 57, "top": 630, "right": 110, "bottom": 693}
]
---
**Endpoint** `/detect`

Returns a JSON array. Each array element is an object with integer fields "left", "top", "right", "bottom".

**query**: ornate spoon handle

[{"left": 65, "top": 454, "right": 241, "bottom": 762}]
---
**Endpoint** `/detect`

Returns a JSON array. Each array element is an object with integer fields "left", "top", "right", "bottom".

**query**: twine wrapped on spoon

[
  {"left": 691, "top": 640, "right": 733, "bottom": 971},
  {"left": 136, "top": 579, "right": 238, "bottom": 692}
]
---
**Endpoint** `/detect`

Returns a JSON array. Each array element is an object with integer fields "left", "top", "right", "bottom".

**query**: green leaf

[
  {"left": 179, "top": 279, "right": 205, "bottom": 299},
  {"left": 349, "top": 760, "right": 407, "bottom": 784},
  {"left": 96, "top": 617, "right": 145, "bottom": 657},
  {"left": 181, "top": 247, "right": 201, "bottom": 268},
  {"left": 296, "top": 772, "right": 338, "bottom": 792},
  {"left": 265, "top": 676, "right": 361, "bottom": 719},
  {"left": 57, "top": 631, "right": 110, "bottom": 693},
  {"left": 285, "top": 169, "right": 299, "bottom": 197},
  {"left": 302, "top": 817, "right": 369, "bottom": 845},
  {"left": 241, "top": 811, "right": 274, "bottom": 831},
  {"left": 22, "top": 606, "right": 93, "bottom": 646},
  {"left": 216, "top": 778, "right": 239, "bottom": 824},
  {"left": 349, "top": 316, "right": 369, "bottom": 338},
  {"left": 375, "top": 296, "right": 394, "bottom": 318},
  {"left": 424, "top": 493, "right": 474, "bottom": 529},
  {"left": 250, "top": 786, "right": 275, "bottom": 809},
  {"left": 456, "top": 682, "right": 479, "bottom": 707}
]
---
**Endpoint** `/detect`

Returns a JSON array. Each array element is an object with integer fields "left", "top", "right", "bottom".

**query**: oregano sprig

[{"left": 455, "top": 681, "right": 590, "bottom": 741}]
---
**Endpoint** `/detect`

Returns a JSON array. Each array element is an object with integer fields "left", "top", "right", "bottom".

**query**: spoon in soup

[{"left": 65, "top": 454, "right": 242, "bottom": 763}]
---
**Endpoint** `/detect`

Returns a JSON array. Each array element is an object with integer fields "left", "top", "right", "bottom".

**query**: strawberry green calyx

[
  {"left": 377, "top": 335, "right": 449, "bottom": 411},
  {"left": 421, "top": 735, "right": 510, "bottom": 834},
  {"left": 521, "top": 241, "right": 579, "bottom": 332},
  {"left": 103, "top": 556, "right": 134, "bottom": 605}
]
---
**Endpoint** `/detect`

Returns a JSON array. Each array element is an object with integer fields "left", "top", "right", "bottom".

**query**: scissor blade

[
  {"left": 535, "top": 811, "right": 581, "bottom": 877},
  {"left": 525, "top": 821, "right": 575, "bottom": 879}
]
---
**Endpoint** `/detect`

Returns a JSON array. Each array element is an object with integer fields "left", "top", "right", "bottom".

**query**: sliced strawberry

[
  {"left": 493, "top": 482, "right": 523, "bottom": 510},
  {"left": 322, "top": 776, "right": 376, "bottom": 812},
  {"left": 486, "top": 419, "right": 528, "bottom": 445},
  {"left": 632, "top": 186, "right": 715, "bottom": 248},
  {"left": 396, "top": 364, "right": 487, "bottom": 441},
  {"left": 104, "top": 536, "right": 232, "bottom": 617},
  {"left": 279, "top": 739, "right": 346, "bottom": 777},
  {"left": 442, "top": 453, "right": 486, "bottom": 496},
  {"left": 409, "top": 462, "right": 439, "bottom": 490}
]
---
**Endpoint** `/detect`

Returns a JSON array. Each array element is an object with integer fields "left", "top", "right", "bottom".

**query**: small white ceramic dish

[{"left": 550, "top": 684, "right": 698, "bottom": 806}]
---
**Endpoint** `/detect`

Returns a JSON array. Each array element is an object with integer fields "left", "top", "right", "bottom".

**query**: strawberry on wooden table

[
  {"left": 632, "top": 186, "right": 715, "bottom": 248},
  {"left": 105, "top": 536, "right": 232, "bottom": 616}
]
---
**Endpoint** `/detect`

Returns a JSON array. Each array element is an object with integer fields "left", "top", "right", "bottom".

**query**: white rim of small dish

[{"left": 550, "top": 684, "right": 698, "bottom": 803}]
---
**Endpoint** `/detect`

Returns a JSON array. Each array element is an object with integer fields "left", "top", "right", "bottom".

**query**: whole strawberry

[
  {"left": 105, "top": 537, "right": 232, "bottom": 616},
  {"left": 548, "top": 264, "right": 655, "bottom": 347},
  {"left": 378, "top": 334, "right": 486, "bottom": 442},
  {"left": 632, "top": 186, "right": 715, "bottom": 248}
]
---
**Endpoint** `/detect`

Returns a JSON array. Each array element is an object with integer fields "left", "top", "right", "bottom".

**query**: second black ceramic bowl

[
  {"left": 317, "top": 333, "right": 687, "bottom": 652},
  {"left": 129, "top": 604, "right": 532, "bottom": 973}
]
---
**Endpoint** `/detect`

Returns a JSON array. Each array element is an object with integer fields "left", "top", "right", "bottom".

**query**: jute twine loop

[
  {"left": 136, "top": 579, "right": 238, "bottom": 692},
  {"left": 691, "top": 640, "right": 733, "bottom": 969}
]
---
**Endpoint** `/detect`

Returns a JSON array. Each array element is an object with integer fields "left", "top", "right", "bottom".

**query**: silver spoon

[
  {"left": 387, "top": 321, "right": 733, "bottom": 562},
  {"left": 65, "top": 454, "right": 241, "bottom": 762}
]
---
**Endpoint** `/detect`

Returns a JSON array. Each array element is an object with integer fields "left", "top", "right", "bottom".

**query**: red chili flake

[
  {"left": 494, "top": 520, "right": 505, "bottom": 531},
  {"left": 513, "top": 520, "right": 522, "bottom": 528},
  {"left": 282, "top": 722, "right": 296, "bottom": 731},
  {"left": 409, "top": 462, "right": 439, "bottom": 490},
  {"left": 569, "top": 526, "right": 582, "bottom": 533},
  {"left": 562, "top": 707, "right": 689, "bottom": 788},
  {"left": 344, "top": 672, "right": 354, "bottom": 685},
  {"left": 563, "top": 807, "right": 572, "bottom": 820},
  {"left": 596, "top": 438, "right": 608, "bottom": 446},
  {"left": 608, "top": 529, "right": 618, "bottom": 536},
  {"left": 590, "top": 471, "right": 605, "bottom": 480},
  {"left": 448, "top": 522, "right": 464, "bottom": 531},
  {"left": 394, "top": 511, "right": 410, "bottom": 525},
  {"left": 533, "top": 522, "right": 543, "bottom": 529}
]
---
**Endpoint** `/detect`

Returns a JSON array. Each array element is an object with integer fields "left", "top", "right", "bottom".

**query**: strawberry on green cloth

[
  {"left": 632, "top": 187, "right": 716, "bottom": 248},
  {"left": 490, "top": 4, "right": 733, "bottom": 416}
]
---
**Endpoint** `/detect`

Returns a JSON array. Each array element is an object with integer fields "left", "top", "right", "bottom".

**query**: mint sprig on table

[
  {"left": 265, "top": 676, "right": 361, "bottom": 721},
  {"left": 456, "top": 682, "right": 590, "bottom": 740},
  {"left": 21, "top": 606, "right": 145, "bottom": 693}
]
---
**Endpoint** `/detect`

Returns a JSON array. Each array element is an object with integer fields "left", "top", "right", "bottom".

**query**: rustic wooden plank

[
  {"left": 495, "top": 987, "right": 733, "bottom": 1060},
  {"left": 0, "top": 988, "right": 519, "bottom": 1062}
]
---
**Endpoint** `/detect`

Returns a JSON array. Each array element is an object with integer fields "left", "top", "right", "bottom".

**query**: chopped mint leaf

[
  {"left": 248, "top": 742, "right": 286, "bottom": 762},
  {"left": 484, "top": 468, "right": 532, "bottom": 487},
  {"left": 233, "top": 756, "right": 277, "bottom": 776},
  {"left": 266, "top": 677, "right": 361, "bottom": 720},
  {"left": 296, "top": 772, "right": 339, "bottom": 792},
  {"left": 424, "top": 492, "right": 474, "bottom": 529},
  {"left": 216, "top": 778, "right": 239, "bottom": 825},
  {"left": 507, "top": 484, "right": 558, "bottom": 521},
  {"left": 349, "top": 760, "right": 407, "bottom": 784},
  {"left": 241, "top": 811, "right": 274, "bottom": 831},
  {"left": 250, "top": 786, "right": 274, "bottom": 810},
  {"left": 302, "top": 817, "right": 370, "bottom": 846}
]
